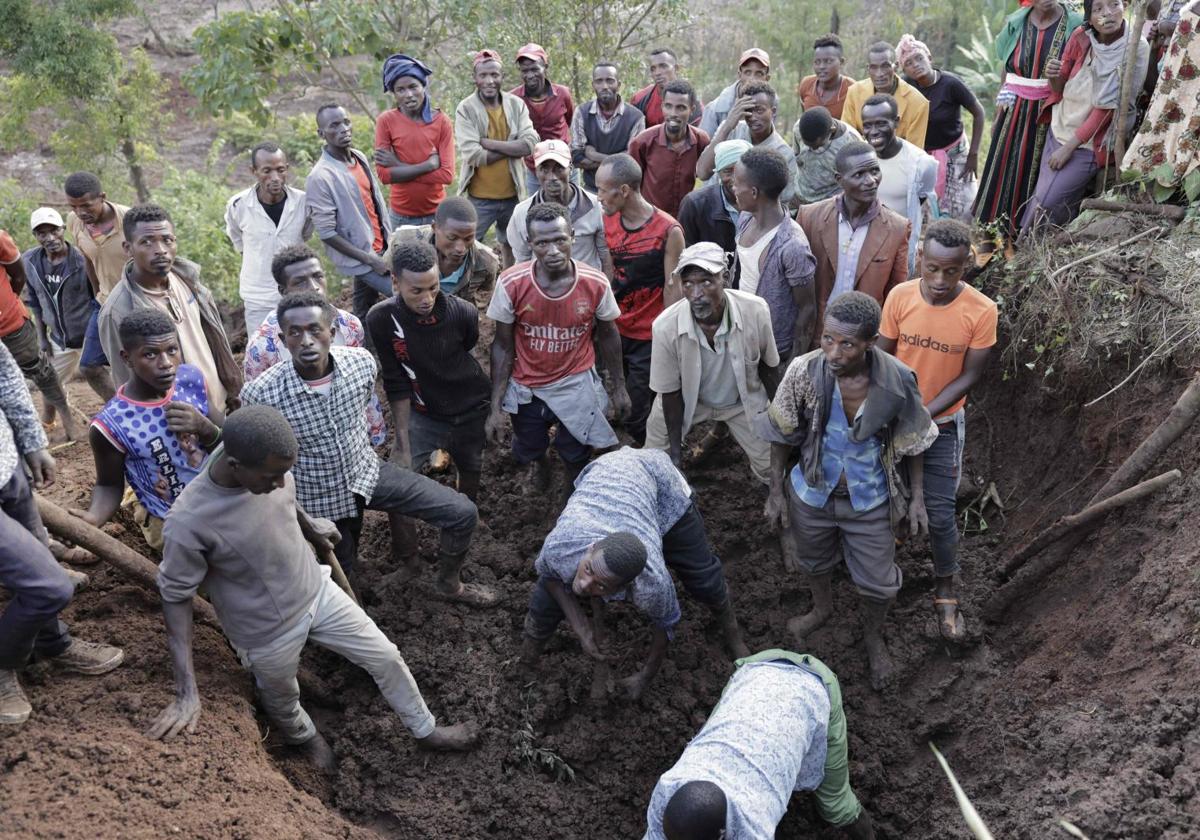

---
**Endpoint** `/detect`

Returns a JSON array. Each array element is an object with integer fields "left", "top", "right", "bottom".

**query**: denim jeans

[
  {"left": 332, "top": 460, "right": 477, "bottom": 576},
  {"left": 80, "top": 300, "right": 109, "bottom": 368},
  {"left": 468, "top": 196, "right": 518, "bottom": 246},
  {"left": 351, "top": 269, "right": 393, "bottom": 325},
  {"left": 389, "top": 211, "right": 435, "bottom": 230},
  {"left": 923, "top": 412, "right": 964, "bottom": 578},
  {"left": 409, "top": 408, "right": 487, "bottom": 473},
  {"left": 235, "top": 568, "right": 435, "bottom": 743},
  {"left": 0, "top": 469, "right": 74, "bottom": 670},
  {"left": 621, "top": 336, "right": 654, "bottom": 446},
  {"left": 523, "top": 502, "right": 730, "bottom": 639}
]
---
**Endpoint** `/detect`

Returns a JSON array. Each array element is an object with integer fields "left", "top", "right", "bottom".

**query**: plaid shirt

[
  {"left": 0, "top": 341, "right": 49, "bottom": 487},
  {"left": 240, "top": 345, "right": 380, "bottom": 520}
]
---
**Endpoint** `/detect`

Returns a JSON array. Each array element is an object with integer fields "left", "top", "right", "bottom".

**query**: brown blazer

[{"left": 797, "top": 197, "right": 911, "bottom": 339}]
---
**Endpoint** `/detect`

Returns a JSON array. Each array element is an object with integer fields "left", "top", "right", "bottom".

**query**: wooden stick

[
  {"left": 1003, "top": 469, "right": 1181, "bottom": 576},
  {"left": 315, "top": 544, "right": 359, "bottom": 604},
  {"left": 1080, "top": 199, "right": 1188, "bottom": 221},
  {"left": 34, "top": 494, "right": 219, "bottom": 626}
]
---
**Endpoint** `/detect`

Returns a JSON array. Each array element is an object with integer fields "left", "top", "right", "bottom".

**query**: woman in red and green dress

[{"left": 974, "top": 0, "right": 1084, "bottom": 239}]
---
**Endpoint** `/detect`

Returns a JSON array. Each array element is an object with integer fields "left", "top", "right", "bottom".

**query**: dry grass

[{"left": 979, "top": 211, "right": 1200, "bottom": 399}]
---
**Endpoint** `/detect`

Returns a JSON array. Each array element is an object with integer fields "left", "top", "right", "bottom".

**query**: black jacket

[
  {"left": 676, "top": 182, "right": 740, "bottom": 284},
  {"left": 21, "top": 245, "right": 93, "bottom": 349}
]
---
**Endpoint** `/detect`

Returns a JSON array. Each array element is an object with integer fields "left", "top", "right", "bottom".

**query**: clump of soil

[{"left": 5, "top": 276, "right": 1200, "bottom": 838}]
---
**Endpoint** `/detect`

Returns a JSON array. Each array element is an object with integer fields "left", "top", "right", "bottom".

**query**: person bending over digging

[
  {"left": 877, "top": 219, "right": 996, "bottom": 642},
  {"left": 520, "top": 447, "right": 750, "bottom": 701},
  {"left": 759, "top": 291, "right": 936, "bottom": 689},
  {"left": 74, "top": 310, "right": 222, "bottom": 551},
  {"left": 149, "top": 405, "right": 477, "bottom": 768},
  {"left": 241, "top": 292, "right": 497, "bottom": 606},
  {"left": 643, "top": 649, "right": 876, "bottom": 839}
]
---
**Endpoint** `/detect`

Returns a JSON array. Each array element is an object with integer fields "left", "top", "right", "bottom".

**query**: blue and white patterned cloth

[
  {"left": 0, "top": 342, "right": 49, "bottom": 487},
  {"left": 92, "top": 363, "right": 211, "bottom": 519},
  {"left": 643, "top": 660, "right": 831, "bottom": 839},
  {"left": 792, "top": 381, "right": 888, "bottom": 513},
  {"left": 241, "top": 345, "right": 381, "bottom": 520},
  {"left": 535, "top": 447, "right": 693, "bottom": 629}
]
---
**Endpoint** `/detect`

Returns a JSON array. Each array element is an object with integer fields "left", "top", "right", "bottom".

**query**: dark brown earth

[{"left": 4, "top": 284, "right": 1200, "bottom": 839}]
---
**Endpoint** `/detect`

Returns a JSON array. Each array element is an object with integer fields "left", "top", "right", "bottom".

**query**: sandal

[{"left": 934, "top": 597, "right": 967, "bottom": 643}]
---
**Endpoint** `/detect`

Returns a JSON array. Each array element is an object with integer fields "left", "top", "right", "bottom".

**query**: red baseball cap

[
  {"left": 739, "top": 48, "right": 770, "bottom": 68},
  {"left": 516, "top": 43, "right": 549, "bottom": 64}
]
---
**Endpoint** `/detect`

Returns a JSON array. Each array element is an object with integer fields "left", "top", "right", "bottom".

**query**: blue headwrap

[{"left": 382, "top": 54, "right": 434, "bottom": 123}]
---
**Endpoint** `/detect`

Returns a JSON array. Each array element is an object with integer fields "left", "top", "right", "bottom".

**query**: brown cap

[{"left": 739, "top": 48, "right": 770, "bottom": 68}]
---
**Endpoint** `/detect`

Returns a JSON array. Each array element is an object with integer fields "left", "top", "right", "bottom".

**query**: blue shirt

[
  {"left": 440, "top": 261, "right": 467, "bottom": 295},
  {"left": 791, "top": 381, "right": 888, "bottom": 512}
]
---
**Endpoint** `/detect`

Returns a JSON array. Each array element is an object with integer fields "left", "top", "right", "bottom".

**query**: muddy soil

[{"left": 3, "top": 345, "right": 1198, "bottom": 838}]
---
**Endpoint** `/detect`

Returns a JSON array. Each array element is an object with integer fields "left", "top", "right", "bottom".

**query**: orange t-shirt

[
  {"left": 348, "top": 157, "right": 385, "bottom": 254},
  {"left": 0, "top": 230, "right": 29, "bottom": 336},
  {"left": 879, "top": 279, "right": 998, "bottom": 420}
]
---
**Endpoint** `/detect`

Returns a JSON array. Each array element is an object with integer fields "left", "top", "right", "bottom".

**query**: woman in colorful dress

[
  {"left": 1123, "top": 0, "right": 1200, "bottom": 190},
  {"left": 974, "top": 0, "right": 1084, "bottom": 239}
]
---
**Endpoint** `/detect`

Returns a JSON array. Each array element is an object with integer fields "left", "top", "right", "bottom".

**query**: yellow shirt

[
  {"left": 842, "top": 77, "right": 929, "bottom": 149},
  {"left": 468, "top": 106, "right": 518, "bottom": 200},
  {"left": 66, "top": 203, "right": 130, "bottom": 302}
]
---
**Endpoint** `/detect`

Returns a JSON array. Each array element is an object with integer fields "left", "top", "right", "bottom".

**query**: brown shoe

[
  {"left": 51, "top": 640, "right": 124, "bottom": 675},
  {"left": 0, "top": 669, "right": 32, "bottom": 725}
]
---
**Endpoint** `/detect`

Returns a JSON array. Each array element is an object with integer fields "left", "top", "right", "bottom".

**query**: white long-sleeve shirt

[{"left": 223, "top": 184, "right": 313, "bottom": 311}]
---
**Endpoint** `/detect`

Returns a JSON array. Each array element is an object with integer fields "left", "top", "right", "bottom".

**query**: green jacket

[
  {"left": 995, "top": 3, "right": 1085, "bottom": 72},
  {"left": 726, "top": 649, "right": 863, "bottom": 827}
]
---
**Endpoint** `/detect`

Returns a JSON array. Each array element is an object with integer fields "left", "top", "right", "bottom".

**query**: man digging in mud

[
  {"left": 644, "top": 649, "right": 876, "bottom": 839},
  {"left": 760, "top": 292, "right": 937, "bottom": 689},
  {"left": 149, "top": 405, "right": 477, "bottom": 768},
  {"left": 520, "top": 446, "right": 750, "bottom": 701}
]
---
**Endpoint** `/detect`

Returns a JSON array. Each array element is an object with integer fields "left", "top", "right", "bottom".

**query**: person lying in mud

[
  {"left": 241, "top": 292, "right": 497, "bottom": 604},
  {"left": 149, "top": 405, "right": 477, "bottom": 769},
  {"left": 760, "top": 291, "right": 937, "bottom": 690},
  {"left": 519, "top": 446, "right": 750, "bottom": 701},
  {"left": 877, "top": 219, "right": 997, "bottom": 643},
  {"left": 74, "top": 309, "right": 223, "bottom": 552},
  {"left": 643, "top": 649, "right": 875, "bottom": 839}
]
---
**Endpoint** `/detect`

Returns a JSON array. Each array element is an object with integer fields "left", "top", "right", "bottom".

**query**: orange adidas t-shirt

[{"left": 879, "top": 279, "right": 998, "bottom": 420}]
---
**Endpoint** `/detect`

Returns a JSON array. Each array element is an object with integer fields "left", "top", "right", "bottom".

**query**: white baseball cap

[
  {"left": 533, "top": 139, "right": 572, "bottom": 170},
  {"left": 30, "top": 207, "right": 65, "bottom": 231}
]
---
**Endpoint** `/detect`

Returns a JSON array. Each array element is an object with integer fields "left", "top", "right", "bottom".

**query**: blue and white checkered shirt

[
  {"left": 0, "top": 342, "right": 49, "bottom": 488},
  {"left": 240, "top": 345, "right": 381, "bottom": 520}
]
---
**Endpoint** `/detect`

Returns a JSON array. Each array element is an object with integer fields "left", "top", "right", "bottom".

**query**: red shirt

[
  {"left": 627, "top": 124, "right": 710, "bottom": 218},
  {"left": 510, "top": 81, "right": 575, "bottom": 172},
  {"left": 603, "top": 208, "right": 679, "bottom": 341},
  {"left": 348, "top": 157, "right": 385, "bottom": 253},
  {"left": 0, "top": 230, "right": 28, "bottom": 337},
  {"left": 630, "top": 84, "right": 704, "bottom": 128},
  {"left": 798, "top": 75, "right": 854, "bottom": 120},
  {"left": 374, "top": 109, "right": 455, "bottom": 217},
  {"left": 487, "top": 260, "right": 619, "bottom": 387}
]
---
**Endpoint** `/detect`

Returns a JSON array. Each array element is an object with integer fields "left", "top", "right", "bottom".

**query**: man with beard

[
  {"left": 306, "top": 103, "right": 391, "bottom": 322},
  {"left": 571, "top": 61, "right": 646, "bottom": 191},
  {"left": 631, "top": 47, "right": 703, "bottom": 128},
  {"left": 645, "top": 242, "right": 780, "bottom": 483},
  {"left": 696, "top": 81, "right": 799, "bottom": 207},
  {"left": 224, "top": 143, "right": 313, "bottom": 331},
  {"left": 507, "top": 139, "right": 612, "bottom": 276},
  {"left": 843, "top": 41, "right": 929, "bottom": 147},
  {"left": 627, "top": 80, "right": 710, "bottom": 217},
  {"left": 455, "top": 49, "right": 540, "bottom": 268},
  {"left": 698, "top": 48, "right": 771, "bottom": 136},
  {"left": 510, "top": 43, "right": 576, "bottom": 196}
]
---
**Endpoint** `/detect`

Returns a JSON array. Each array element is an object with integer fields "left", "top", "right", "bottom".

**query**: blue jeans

[
  {"left": 409, "top": 408, "right": 487, "bottom": 473},
  {"left": 389, "top": 211, "right": 435, "bottom": 230},
  {"left": 80, "top": 300, "right": 108, "bottom": 367},
  {"left": 351, "top": 269, "right": 393, "bottom": 325},
  {"left": 468, "top": 196, "right": 518, "bottom": 246},
  {"left": 523, "top": 502, "right": 730, "bottom": 639},
  {"left": 0, "top": 469, "right": 74, "bottom": 670},
  {"left": 924, "top": 412, "right": 964, "bottom": 578}
]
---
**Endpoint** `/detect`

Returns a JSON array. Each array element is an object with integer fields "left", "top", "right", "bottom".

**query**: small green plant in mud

[{"left": 505, "top": 690, "right": 576, "bottom": 783}]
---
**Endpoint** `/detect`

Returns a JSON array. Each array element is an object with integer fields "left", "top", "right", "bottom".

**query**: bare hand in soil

[
  {"left": 907, "top": 496, "right": 929, "bottom": 537},
  {"left": 763, "top": 489, "right": 789, "bottom": 531},
  {"left": 145, "top": 693, "right": 201, "bottom": 740},
  {"left": 416, "top": 722, "right": 479, "bottom": 752},
  {"left": 578, "top": 628, "right": 610, "bottom": 663},
  {"left": 24, "top": 448, "right": 56, "bottom": 488},
  {"left": 484, "top": 409, "right": 508, "bottom": 446},
  {"left": 608, "top": 385, "right": 632, "bottom": 423},
  {"left": 613, "top": 673, "right": 648, "bottom": 701}
]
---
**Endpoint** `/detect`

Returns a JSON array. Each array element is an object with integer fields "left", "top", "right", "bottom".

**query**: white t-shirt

[
  {"left": 736, "top": 222, "right": 782, "bottom": 297},
  {"left": 876, "top": 145, "right": 918, "bottom": 217}
]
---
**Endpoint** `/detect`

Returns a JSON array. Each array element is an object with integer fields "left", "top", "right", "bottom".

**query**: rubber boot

[
  {"left": 710, "top": 599, "right": 751, "bottom": 660},
  {"left": 860, "top": 597, "right": 895, "bottom": 691},
  {"left": 435, "top": 549, "right": 500, "bottom": 608},
  {"left": 558, "top": 460, "right": 586, "bottom": 509},
  {"left": 0, "top": 669, "right": 31, "bottom": 725},
  {"left": 457, "top": 469, "right": 481, "bottom": 502},
  {"left": 387, "top": 513, "right": 423, "bottom": 583},
  {"left": 786, "top": 572, "right": 833, "bottom": 640}
]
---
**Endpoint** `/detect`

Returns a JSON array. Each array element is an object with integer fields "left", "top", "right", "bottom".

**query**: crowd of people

[{"left": 1, "top": 2, "right": 1195, "bottom": 834}]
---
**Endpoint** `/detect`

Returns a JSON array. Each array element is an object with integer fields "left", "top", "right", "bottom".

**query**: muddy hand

[
  {"left": 763, "top": 489, "right": 789, "bottom": 531},
  {"left": 146, "top": 694, "right": 201, "bottom": 741}
]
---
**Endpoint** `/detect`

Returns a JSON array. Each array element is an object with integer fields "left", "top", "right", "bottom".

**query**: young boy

[{"left": 76, "top": 309, "right": 221, "bottom": 550}]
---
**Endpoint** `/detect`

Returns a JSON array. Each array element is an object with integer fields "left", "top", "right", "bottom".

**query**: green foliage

[
  {"left": 954, "top": 17, "right": 1001, "bottom": 103},
  {"left": 0, "top": 0, "right": 133, "bottom": 94},
  {"left": 216, "top": 110, "right": 375, "bottom": 175},
  {"left": 0, "top": 179, "right": 43, "bottom": 245}
]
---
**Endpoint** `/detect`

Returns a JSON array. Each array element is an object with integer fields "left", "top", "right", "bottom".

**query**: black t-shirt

[
  {"left": 907, "top": 71, "right": 975, "bottom": 151},
  {"left": 38, "top": 252, "right": 69, "bottom": 296},
  {"left": 261, "top": 193, "right": 287, "bottom": 226}
]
